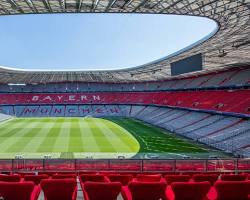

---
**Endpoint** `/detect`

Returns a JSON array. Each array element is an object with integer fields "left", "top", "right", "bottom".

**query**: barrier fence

[{"left": 0, "top": 158, "right": 249, "bottom": 173}]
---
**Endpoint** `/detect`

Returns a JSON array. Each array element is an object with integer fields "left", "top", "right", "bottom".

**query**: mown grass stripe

[
  {"left": 52, "top": 119, "right": 71, "bottom": 152},
  {"left": 99, "top": 118, "right": 139, "bottom": 153},
  {"left": 22, "top": 121, "right": 56, "bottom": 152},
  {"left": 79, "top": 118, "right": 100, "bottom": 153},
  {"left": 88, "top": 118, "right": 116, "bottom": 152},
  {"left": 68, "top": 118, "right": 84, "bottom": 152},
  {"left": 36, "top": 118, "right": 64, "bottom": 152},
  {"left": 1, "top": 121, "right": 41, "bottom": 152}
]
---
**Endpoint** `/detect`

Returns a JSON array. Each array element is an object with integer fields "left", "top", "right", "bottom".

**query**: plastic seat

[
  {"left": 0, "top": 181, "right": 40, "bottom": 200},
  {"left": 214, "top": 181, "right": 250, "bottom": 200},
  {"left": 165, "top": 175, "right": 191, "bottom": 184},
  {"left": 80, "top": 174, "right": 108, "bottom": 183},
  {"left": 83, "top": 182, "right": 122, "bottom": 200},
  {"left": 24, "top": 174, "right": 49, "bottom": 185},
  {"left": 193, "top": 174, "right": 219, "bottom": 185},
  {"left": 170, "top": 181, "right": 211, "bottom": 200},
  {"left": 135, "top": 174, "right": 162, "bottom": 182},
  {"left": 52, "top": 174, "right": 76, "bottom": 179},
  {"left": 0, "top": 174, "right": 21, "bottom": 182},
  {"left": 40, "top": 179, "right": 77, "bottom": 200},
  {"left": 122, "top": 181, "right": 167, "bottom": 200},
  {"left": 18, "top": 172, "right": 36, "bottom": 177},
  {"left": 108, "top": 174, "right": 133, "bottom": 186},
  {"left": 221, "top": 174, "right": 248, "bottom": 181}
]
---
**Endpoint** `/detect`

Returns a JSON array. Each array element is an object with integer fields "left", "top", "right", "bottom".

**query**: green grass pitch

[{"left": 0, "top": 117, "right": 226, "bottom": 159}]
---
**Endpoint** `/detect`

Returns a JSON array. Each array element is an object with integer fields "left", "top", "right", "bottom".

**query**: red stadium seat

[
  {"left": 135, "top": 174, "right": 162, "bottom": 182},
  {"left": 51, "top": 174, "right": 76, "bottom": 179},
  {"left": 40, "top": 179, "right": 77, "bottom": 200},
  {"left": 83, "top": 182, "right": 122, "bottom": 200},
  {"left": 0, "top": 174, "right": 21, "bottom": 182},
  {"left": 18, "top": 172, "right": 36, "bottom": 177},
  {"left": 165, "top": 175, "right": 191, "bottom": 184},
  {"left": 121, "top": 181, "right": 167, "bottom": 200},
  {"left": 24, "top": 174, "right": 49, "bottom": 185},
  {"left": 169, "top": 181, "right": 211, "bottom": 200},
  {"left": 80, "top": 174, "right": 108, "bottom": 183},
  {"left": 108, "top": 174, "right": 133, "bottom": 186},
  {"left": 221, "top": 174, "right": 248, "bottom": 181},
  {"left": 193, "top": 174, "right": 219, "bottom": 185},
  {"left": 0, "top": 181, "right": 40, "bottom": 200},
  {"left": 214, "top": 181, "right": 250, "bottom": 200}
]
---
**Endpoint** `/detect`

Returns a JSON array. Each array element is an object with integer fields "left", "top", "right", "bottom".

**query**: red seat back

[
  {"left": 84, "top": 182, "right": 122, "bottom": 200},
  {"left": 41, "top": 179, "right": 77, "bottom": 200},
  {"left": 0, "top": 174, "right": 21, "bottom": 182},
  {"left": 165, "top": 175, "right": 190, "bottom": 184},
  {"left": 221, "top": 174, "right": 248, "bottom": 181},
  {"left": 0, "top": 182, "right": 35, "bottom": 200},
  {"left": 136, "top": 174, "right": 162, "bottom": 182},
  {"left": 128, "top": 181, "right": 167, "bottom": 200},
  {"left": 193, "top": 174, "right": 218, "bottom": 185},
  {"left": 215, "top": 181, "right": 250, "bottom": 200},
  {"left": 24, "top": 174, "right": 49, "bottom": 185},
  {"left": 80, "top": 174, "right": 106, "bottom": 183},
  {"left": 108, "top": 174, "right": 133, "bottom": 185},
  {"left": 52, "top": 174, "right": 76, "bottom": 179},
  {"left": 18, "top": 172, "right": 36, "bottom": 177},
  {"left": 171, "top": 181, "right": 211, "bottom": 200}
]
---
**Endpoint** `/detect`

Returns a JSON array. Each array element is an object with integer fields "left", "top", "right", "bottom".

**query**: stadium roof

[{"left": 0, "top": 0, "right": 249, "bottom": 83}]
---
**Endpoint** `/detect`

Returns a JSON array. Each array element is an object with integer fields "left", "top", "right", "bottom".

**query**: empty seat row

[{"left": 0, "top": 173, "right": 250, "bottom": 200}]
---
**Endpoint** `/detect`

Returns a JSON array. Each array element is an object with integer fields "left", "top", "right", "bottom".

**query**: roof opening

[{"left": 0, "top": 13, "right": 217, "bottom": 71}]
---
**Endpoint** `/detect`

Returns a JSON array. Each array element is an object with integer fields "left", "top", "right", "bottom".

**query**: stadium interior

[{"left": 0, "top": 0, "right": 249, "bottom": 199}]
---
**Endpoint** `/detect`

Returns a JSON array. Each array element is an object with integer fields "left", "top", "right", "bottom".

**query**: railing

[{"left": 0, "top": 158, "right": 249, "bottom": 173}]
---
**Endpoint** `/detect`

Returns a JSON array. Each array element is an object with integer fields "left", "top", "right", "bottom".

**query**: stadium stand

[
  {"left": 0, "top": 66, "right": 249, "bottom": 93},
  {"left": 0, "top": 89, "right": 249, "bottom": 116},
  {"left": 0, "top": 173, "right": 249, "bottom": 200},
  {"left": 0, "top": 0, "right": 249, "bottom": 199},
  {"left": 0, "top": 112, "right": 12, "bottom": 122}
]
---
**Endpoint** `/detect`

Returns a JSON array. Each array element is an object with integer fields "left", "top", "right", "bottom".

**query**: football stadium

[{"left": 0, "top": 0, "right": 249, "bottom": 199}]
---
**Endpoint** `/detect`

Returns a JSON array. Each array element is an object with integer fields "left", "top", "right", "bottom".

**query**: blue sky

[{"left": 0, "top": 14, "right": 217, "bottom": 71}]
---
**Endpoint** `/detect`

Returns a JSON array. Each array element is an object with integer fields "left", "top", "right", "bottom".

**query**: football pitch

[{"left": 0, "top": 117, "right": 227, "bottom": 159}]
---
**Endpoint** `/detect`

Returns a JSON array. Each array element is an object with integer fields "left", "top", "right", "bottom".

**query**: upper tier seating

[{"left": 0, "top": 67, "right": 249, "bottom": 92}]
